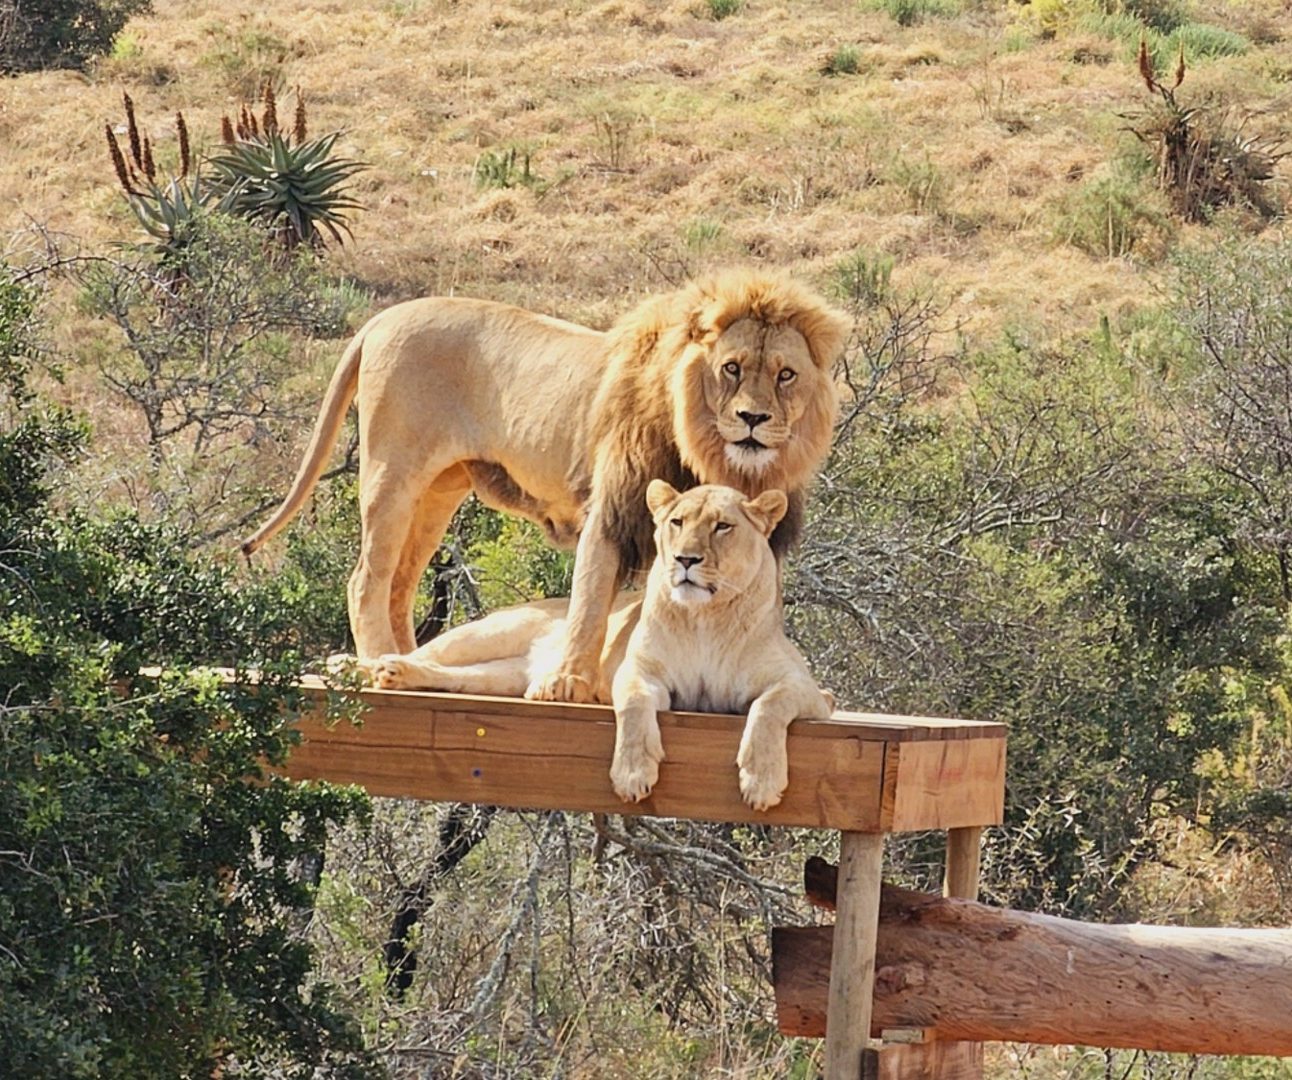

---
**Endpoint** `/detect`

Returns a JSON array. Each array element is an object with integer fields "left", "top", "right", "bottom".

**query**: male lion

[
  {"left": 370, "top": 481, "right": 833, "bottom": 812},
  {"left": 242, "top": 269, "right": 848, "bottom": 704}
]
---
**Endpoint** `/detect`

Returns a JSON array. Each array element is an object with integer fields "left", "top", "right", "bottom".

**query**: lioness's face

[
  {"left": 702, "top": 318, "right": 824, "bottom": 475},
  {"left": 646, "top": 481, "right": 788, "bottom": 607}
]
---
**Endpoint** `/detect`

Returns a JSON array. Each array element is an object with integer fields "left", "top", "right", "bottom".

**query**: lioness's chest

[{"left": 664, "top": 640, "right": 752, "bottom": 714}]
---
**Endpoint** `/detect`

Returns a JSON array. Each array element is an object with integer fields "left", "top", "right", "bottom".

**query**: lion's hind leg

[{"left": 384, "top": 465, "right": 473, "bottom": 656}]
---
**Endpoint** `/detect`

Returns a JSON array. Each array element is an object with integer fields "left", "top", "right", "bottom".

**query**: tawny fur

[
  {"left": 242, "top": 269, "right": 848, "bottom": 702},
  {"left": 369, "top": 482, "right": 833, "bottom": 813}
]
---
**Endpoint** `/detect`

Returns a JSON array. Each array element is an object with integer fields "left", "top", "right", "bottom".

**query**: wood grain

[
  {"left": 278, "top": 681, "right": 1007, "bottom": 832},
  {"left": 824, "top": 832, "right": 885, "bottom": 1080},
  {"left": 773, "top": 884, "right": 1292, "bottom": 1056}
]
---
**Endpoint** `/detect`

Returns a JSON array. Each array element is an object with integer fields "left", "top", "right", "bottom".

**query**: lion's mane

[{"left": 590, "top": 268, "right": 849, "bottom": 583}]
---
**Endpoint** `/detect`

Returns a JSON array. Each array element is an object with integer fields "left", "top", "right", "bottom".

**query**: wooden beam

[
  {"left": 824, "top": 832, "right": 885, "bottom": 1080},
  {"left": 279, "top": 680, "right": 1006, "bottom": 832},
  {"left": 773, "top": 882, "right": 1292, "bottom": 1057}
]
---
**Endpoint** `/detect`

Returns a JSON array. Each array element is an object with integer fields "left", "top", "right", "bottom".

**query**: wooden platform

[
  {"left": 283, "top": 676, "right": 1006, "bottom": 833},
  {"left": 281, "top": 677, "right": 1007, "bottom": 1080}
]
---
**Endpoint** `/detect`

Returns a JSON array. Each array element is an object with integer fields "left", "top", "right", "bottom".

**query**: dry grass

[{"left": 3, "top": 0, "right": 1287, "bottom": 344}]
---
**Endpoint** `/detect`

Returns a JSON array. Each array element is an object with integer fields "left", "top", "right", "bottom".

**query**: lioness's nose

[
  {"left": 675, "top": 555, "right": 702, "bottom": 570},
  {"left": 738, "top": 410, "right": 771, "bottom": 429}
]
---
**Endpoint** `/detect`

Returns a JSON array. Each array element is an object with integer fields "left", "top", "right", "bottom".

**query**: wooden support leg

[
  {"left": 866, "top": 825, "right": 984, "bottom": 1080},
  {"left": 866, "top": 827, "right": 987, "bottom": 1079},
  {"left": 824, "top": 830, "right": 884, "bottom": 1080},
  {"left": 943, "top": 825, "right": 983, "bottom": 901}
]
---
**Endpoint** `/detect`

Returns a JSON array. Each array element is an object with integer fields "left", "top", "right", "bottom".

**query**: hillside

[{"left": 3, "top": 0, "right": 1287, "bottom": 341}]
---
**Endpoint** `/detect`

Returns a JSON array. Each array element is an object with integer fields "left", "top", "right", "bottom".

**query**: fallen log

[{"left": 775, "top": 859, "right": 1292, "bottom": 1057}]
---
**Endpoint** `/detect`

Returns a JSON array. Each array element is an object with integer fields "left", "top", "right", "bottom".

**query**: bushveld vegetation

[{"left": 1, "top": 0, "right": 1290, "bottom": 1076}]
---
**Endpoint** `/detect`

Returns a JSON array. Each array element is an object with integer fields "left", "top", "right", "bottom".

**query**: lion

[
  {"left": 370, "top": 481, "right": 834, "bottom": 812},
  {"left": 242, "top": 269, "right": 849, "bottom": 704}
]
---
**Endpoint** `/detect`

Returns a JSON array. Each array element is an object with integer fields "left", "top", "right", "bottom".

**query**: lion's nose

[
  {"left": 675, "top": 554, "right": 703, "bottom": 570},
  {"left": 737, "top": 410, "right": 771, "bottom": 429}
]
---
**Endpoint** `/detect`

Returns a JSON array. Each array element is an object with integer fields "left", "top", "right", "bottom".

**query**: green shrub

[
  {"left": 0, "top": 269, "right": 376, "bottom": 1077},
  {"left": 705, "top": 0, "right": 743, "bottom": 18},
  {"left": 473, "top": 145, "right": 541, "bottom": 190},
  {"left": 822, "top": 44, "right": 861, "bottom": 75},
  {"left": 1077, "top": 9, "right": 1249, "bottom": 62},
  {"left": 829, "top": 248, "right": 894, "bottom": 309},
  {"left": 866, "top": 0, "right": 961, "bottom": 27},
  {"left": 1118, "top": 0, "right": 1191, "bottom": 34},
  {"left": 888, "top": 153, "right": 948, "bottom": 214},
  {"left": 1165, "top": 21, "right": 1249, "bottom": 60},
  {"left": 1054, "top": 167, "right": 1166, "bottom": 257},
  {"left": 77, "top": 212, "right": 357, "bottom": 531},
  {"left": 793, "top": 327, "right": 1288, "bottom": 917},
  {"left": 0, "top": 0, "right": 153, "bottom": 73}
]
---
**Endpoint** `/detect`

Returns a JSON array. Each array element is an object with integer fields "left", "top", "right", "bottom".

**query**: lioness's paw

[
  {"left": 526, "top": 671, "right": 596, "bottom": 703},
  {"left": 610, "top": 748, "right": 662, "bottom": 804},
  {"left": 738, "top": 765, "right": 788, "bottom": 812},
  {"left": 736, "top": 738, "right": 789, "bottom": 813}
]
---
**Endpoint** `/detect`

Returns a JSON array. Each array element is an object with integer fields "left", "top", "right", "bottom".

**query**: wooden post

[
  {"left": 943, "top": 826, "right": 982, "bottom": 901},
  {"left": 866, "top": 828, "right": 986, "bottom": 1079},
  {"left": 825, "top": 831, "right": 885, "bottom": 1080}
]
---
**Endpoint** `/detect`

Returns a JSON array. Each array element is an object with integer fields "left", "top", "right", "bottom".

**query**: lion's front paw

[
  {"left": 526, "top": 670, "right": 597, "bottom": 703},
  {"left": 610, "top": 741, "right": 663, "bottom": 803},
  {"left": 736, "top": 735, "right": 789, "bottom": 813}
]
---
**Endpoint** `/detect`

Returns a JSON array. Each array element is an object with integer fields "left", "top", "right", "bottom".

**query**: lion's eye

[
  {"left": 714, "top": 521, "right": 733, "bottom": 534},
  {"left": 670, "top": 517, "right": 683, "bottom": 528},
  {"left": 722, "top": 361, "right": 741, "bottom": 379},
  {"left": 777, "top": 368, "right": 797, "bottom": 384}
]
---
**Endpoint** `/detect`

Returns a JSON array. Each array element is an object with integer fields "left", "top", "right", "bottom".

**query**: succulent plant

[{"left": 204, "top": 129, "right": 367, "bottom": 250}]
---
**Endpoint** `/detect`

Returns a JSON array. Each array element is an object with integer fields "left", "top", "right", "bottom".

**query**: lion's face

[
  {"left": 697, "top": 318, "right": 827, "bottom": 476},
  {"left": 663, "top": 275, "right": 849, "bottom": 498},
  {"left": 645, "top": 480, "right": 787, "bottom": 608}
]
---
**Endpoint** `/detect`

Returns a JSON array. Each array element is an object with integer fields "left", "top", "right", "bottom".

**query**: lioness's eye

[
  {"left": 670, "top": 517, "right": 683, "bottom": 528},
  {"left": 714, "top": 521, "right": 733, "bottom": 534},
  {"left": 777, "top": 368, "right": 797, "bottom": 384},
  {"left": 722, "top": 361, "right": 741, "bottom": 379}
]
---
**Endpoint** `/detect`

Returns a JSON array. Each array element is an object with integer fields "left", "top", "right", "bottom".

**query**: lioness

[
  {"left": 371, "top": 481, "right": 832, "bottom": 812},
  {"left": 243, "top": 270, "right": 848, "bottom": 704}
]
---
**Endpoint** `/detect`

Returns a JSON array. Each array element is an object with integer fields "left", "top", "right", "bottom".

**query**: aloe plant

[
  {"left": 125, "top": 174, "right": 243, "bottom": 260},
  {"left": 205, "top": 130, "right": 367, "bottom": 250}
]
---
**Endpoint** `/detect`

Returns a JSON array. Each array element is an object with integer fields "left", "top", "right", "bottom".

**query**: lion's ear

[
  {"left": 646, "top": 479, "right": 681, "bottom": 519},
  {"left": 743, "top": 490, "right": 788, "bottom": 536}
]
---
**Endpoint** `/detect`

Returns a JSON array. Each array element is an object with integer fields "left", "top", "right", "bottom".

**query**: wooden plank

[
  {"left": 285, "top": 691, "right": 892, "bottom": 830},
  {"left": 772, "top": 885, "right": 1292, "bottom": 1057},
  {"left": 882, "top": 739, "right": 1005, "bottom": 832},
  {"left": 293, "top": 677, "right": 1006, "bottom": 742},
  {"left": 278, "top": 682, "right": 1007, "bottom": 831},
  {"left": 824, "top": 831, "right": 885, "bottom": 1080}
]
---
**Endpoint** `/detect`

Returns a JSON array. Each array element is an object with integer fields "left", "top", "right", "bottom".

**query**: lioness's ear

[
  {"left": 646, "top": 479, "right": 681, "bottom": 519},
  {"left": 743, "top": 490, "right": 788, "bottom": 537}
]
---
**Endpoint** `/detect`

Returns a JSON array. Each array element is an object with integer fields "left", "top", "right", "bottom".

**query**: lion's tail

[{"left": 241, "top": 329, "right": 365, "bottom": 557}]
